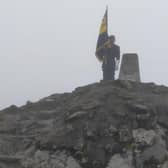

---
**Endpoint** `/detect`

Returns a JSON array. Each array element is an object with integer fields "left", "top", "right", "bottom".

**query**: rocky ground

[{"left": 0, "top": 80, "right": 168, "bottom": 168}]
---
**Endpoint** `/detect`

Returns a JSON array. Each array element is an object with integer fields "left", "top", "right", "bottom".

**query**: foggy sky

[{"left": 0, "top": 0, "right": 168, "bottom": 109}]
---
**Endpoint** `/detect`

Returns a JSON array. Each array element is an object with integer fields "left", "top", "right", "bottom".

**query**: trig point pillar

[{"left": 119, "top": 53, "right": 141, "bottom": 82}]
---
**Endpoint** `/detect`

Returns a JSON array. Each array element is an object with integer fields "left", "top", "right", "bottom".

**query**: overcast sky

[{"left": 0, "top": 0, "right": 168, "bottom": 109}]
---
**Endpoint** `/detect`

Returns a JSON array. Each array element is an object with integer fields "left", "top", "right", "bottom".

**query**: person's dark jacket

[{"left": 102, "top": 44, "right": 120, "bottom": 67}]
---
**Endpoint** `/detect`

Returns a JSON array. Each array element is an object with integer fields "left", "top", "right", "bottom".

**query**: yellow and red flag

[{"left": 95, "top": 7, "right": 108, "bottom": 62}]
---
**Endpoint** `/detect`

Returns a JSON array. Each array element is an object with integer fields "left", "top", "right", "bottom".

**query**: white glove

[{"left": 115, "top": 60, "right": 119, "bottom": 71}]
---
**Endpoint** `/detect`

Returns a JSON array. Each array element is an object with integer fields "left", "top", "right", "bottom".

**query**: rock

[
  {"left": 119, "top": 127, "right": 132, "bottom": 143},
  {"left": 34, "top": 150, "right": 49, "bottom": 164},
  {"left": 133, "top": 104, "right": 157, "bottom": 129},
  {"left": 66, "top": 111, "right": 88, "bottom": 121},
  {"left": 65, "top": 156, "right": 81, "bottom": 168},
  {"left": 108, "top": 125, "right": 118, "bottom": 134},
  {"left": 0, "top": 80, "right": 168, "bottom": 168},
  {"left": 162, "top": 161, "right": 168, "bottom": 168},
  {"left": 131, "top": 104, "right": 149, "bottom": 112},
  {"left": 133, "top": 129, "right": 156, "bottom": 146},
  {"left": 141, "top": 144, "right": 168, "bottom": 164},
  {"left": 85, "top": 142, "right": 106, "bottom": 165},
  {"left": 22, "top": 151, "right": 81, "bottom": 168},
  {"left": 157, "top": 105, "right": 168, "bottom": 129},
  {"left": 107, "top": 153, "right": 134, "bottom": 168}
]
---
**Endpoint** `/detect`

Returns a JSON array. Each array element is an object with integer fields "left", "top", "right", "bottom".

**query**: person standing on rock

[
  {"left": 102, "top": 35, "right": 120, "bottom": 80},
  {"left": 95, "top": 7, "right": 120, "bottom": 81}
]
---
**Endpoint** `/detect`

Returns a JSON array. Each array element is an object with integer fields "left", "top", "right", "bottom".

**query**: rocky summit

[{"left": 0, "top": 80, "right": 168, "bottom": 168}]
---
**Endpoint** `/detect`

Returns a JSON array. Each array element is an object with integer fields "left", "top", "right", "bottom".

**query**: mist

[{"left": 0, "top": 0, "right": 168, "bottom": 109}]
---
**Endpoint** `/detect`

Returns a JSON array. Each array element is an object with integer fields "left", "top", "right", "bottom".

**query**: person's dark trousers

[{"left": 102, "top": 62, "right": 115, "bottom": 81}]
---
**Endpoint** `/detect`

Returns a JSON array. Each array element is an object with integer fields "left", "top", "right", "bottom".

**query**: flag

[{"left": 95, "top": 7, "right": 108, "bottom": 62}]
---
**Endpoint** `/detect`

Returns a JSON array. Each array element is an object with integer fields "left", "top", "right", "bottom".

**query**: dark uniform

[{"left": 102, "top": 43, "right": 120, "bottom": 80}]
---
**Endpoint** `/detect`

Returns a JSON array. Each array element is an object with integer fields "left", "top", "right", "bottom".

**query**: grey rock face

[
  {"left": 107, "top": 153, "right": 134, "bottom": 168},
  {"left": 141, "top": 144, "right": 168, "bottom": 163},
  {"left": 162, "top": 161, "right": 168, "bottom": 168},
  {"left": 21, "top": 150, "right": 81, "bottom": 168},
  {"left": 133, "top": 129, "right": 156, "bottom": 146},
  {"left": 0, "top": 80, "right": 168, "bottom": 168}
]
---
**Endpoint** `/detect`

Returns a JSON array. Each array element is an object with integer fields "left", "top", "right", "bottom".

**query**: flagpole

[{"left": 107, "top": 5, "right": 108, "bottom": 34}]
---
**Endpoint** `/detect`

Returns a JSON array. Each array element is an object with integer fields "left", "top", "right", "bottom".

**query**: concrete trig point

[{"left": 119, "top": 53, "right": 141, "bottom": 82}]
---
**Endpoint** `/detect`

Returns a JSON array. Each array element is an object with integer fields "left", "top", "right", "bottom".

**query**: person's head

[{"left": 109, "top": 35, "right": 116, "bottom": 44}]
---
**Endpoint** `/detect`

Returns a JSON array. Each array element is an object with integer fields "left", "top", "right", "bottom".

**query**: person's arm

[
  {"left": 116, "top": 46, "right": 120, "bottom": 60},
  {"left": 115, "top": 46, "right": 120, "bottom": 71},
  {"left": 95, "top": 40, "right": 110, "bottom": 62},
  {"left": 96, "top": 40, "right": 110, "bottom": 53}
]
